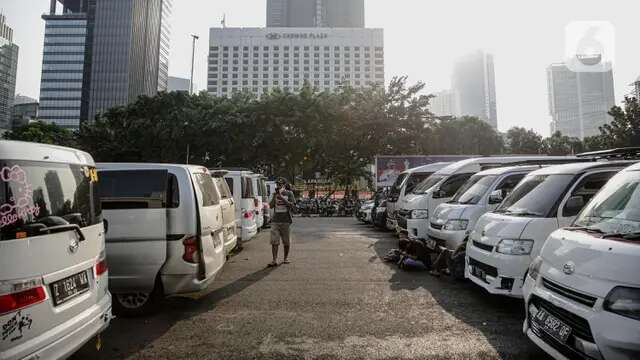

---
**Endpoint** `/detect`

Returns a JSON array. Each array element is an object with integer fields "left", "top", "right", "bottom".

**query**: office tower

[
  {"left": 267, "top": 0, "right": 365, "bottom": 28},
  {"left": 632, "top": 75, "right": 640, "bottom": 100},
  {"left": 0, "top": 14, "right": 19, "bottom": 130},
  {"left": 168, "top": 76, "right": 191, "bottom": 93},
  {"left": 547, "top": 59, "right": 615, "bottom": 139},
  {"left": 451, "top": 51, "right": 498, "bottom": 128},
  {"left": 430, "top": 90, "right": 459, "bottom": 117},
  {"left": 12, "top": 95, "right": 39, "bottom": 129},
  {"left": 207, "top": 27, "right": 384, "bottom": 97},
  {"left": 39, "top": 0, "right": 171, "bottom": 129}
]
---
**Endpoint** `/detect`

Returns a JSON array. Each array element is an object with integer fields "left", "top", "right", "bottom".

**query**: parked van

[
  {"left": 427, "top": 165, "right": 544, "bottom": 277},
  {"left": 399, "top": 157, "right": 574, "bottom": 241},
  {"left": 466, "top": 161, "right": 633, "bottom": 298},
  {"left": 265, "top": 180, "right": 277, "bottom": 203},
  {"left": 210, "top": 170, "right": 238, "bottom": 255},
  {"left": 523, "top": 161, "right": 640, "bottom": 360},
  {"left": 98, "top": 163, "right": 226, "bottom": 316},
  {"left": 223, "top": 170, "right": 258, "bottom": 241},
  {"left": 0, "top": 141, "right": 111, "bottom": 359},
  {"left": 258, "top": 176, "right": 271, "bottom": 226},
  {"left": 250, "top": 175, "right": 265, "bottom": 229},
  {"left": 386, "top": 163, "right": 451, "bottom": 232}
]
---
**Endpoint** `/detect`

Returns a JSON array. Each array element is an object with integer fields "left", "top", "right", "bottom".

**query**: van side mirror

[
  {"left": 564, "top": 196, "right": 585, "bottom": 216},
  {"left": 103, "top": 219, "right": 109, "bottom": 234},
  {"left": 488, "top": 190, "right": 504, "bottom": 204}
]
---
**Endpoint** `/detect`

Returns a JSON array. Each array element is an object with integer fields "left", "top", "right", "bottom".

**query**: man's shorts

[{"left": 270, "top": 223, "right": 291, "bottom": 246}]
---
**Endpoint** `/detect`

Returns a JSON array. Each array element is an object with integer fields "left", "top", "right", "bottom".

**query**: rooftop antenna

[{"left": 221, "top": 14, "right": 226, "bottom": 28}]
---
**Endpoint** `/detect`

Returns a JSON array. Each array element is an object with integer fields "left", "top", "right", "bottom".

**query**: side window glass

[
  {"left": 440, "top": 174, "right": 472, "bottom": 197},
  {"left": 495, "top": 174, "right": 525, "bottom": 198},
  {"left": 225, "top": 177, "right": 234, "bottom": 196},
  {"left": 167, "top": 174, "right": 180, "bottom": 208},
  {"left": 562, "top": 171, "right": 616, "bottom": 217},
  {"left": 194, "top": 173, "right": 219, "bottom": 206}
]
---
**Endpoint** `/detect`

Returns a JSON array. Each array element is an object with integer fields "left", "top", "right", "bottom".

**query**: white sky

[{"left": 2, "top": 0, "right": 639, "bottom": 136}]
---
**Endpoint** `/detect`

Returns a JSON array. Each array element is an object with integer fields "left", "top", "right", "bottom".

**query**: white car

[
  {"left": 98, "top": 163, "right": 227, "bottom": 316},
  {"left": 401, "top": 157, "right": 572, "bottom": 241},
  {"left": 210, "top": 171, "right": 238, "bottom": 255},
  {"left": 467, "top": 161, "right": 632, "bottom": 298},
  {"left": 223, "top": 170, "right": 258, "bottom": 242},
  {"left": 357, "top": 201, "right": 374, "bottom": 223},
  {"left": 523, "top": 162, "right": 640, "bottom": 360},
  {"left": 0, "top": 141, "right": 112, "bottom": 360}
]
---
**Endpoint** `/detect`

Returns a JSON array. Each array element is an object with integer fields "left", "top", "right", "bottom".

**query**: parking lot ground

[{"left": 75, "top": 217, "right": 549, "bottom": 360}]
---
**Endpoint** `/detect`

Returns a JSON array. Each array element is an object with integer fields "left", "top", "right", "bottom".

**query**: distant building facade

[
  {"left": 168, "top": 76, "right": 191, "bottom": 93},
  {"left": 633, "top": 75, "right": 640, "bottom": 101},
  {"left": 207, "top": 27, "right": 384, "bottom": 97},
  {"left": 11, "top": 95, "right": 39, "bottom": 129},
  {"left": 451, "top": 51, "right": 498, "bottom": 128},
  {"left": 267, "top": 0, "right": 364, "bottom": 28},
  {"left": 547, "top": 60, "right": 615, "bottom": 139},
  {"left": 39, "top": 0, "right": 171, "bottom": 129},
  {"left": 0, "top": 14, "right": 18, "bottom": 130},
  {"left": 430, "top": 90, "right": 459, "bottom": 117}
]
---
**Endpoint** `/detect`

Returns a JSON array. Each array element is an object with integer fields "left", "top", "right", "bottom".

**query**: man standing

[{"left": 268, "top": 178, "right": 296, "bottom": 267}]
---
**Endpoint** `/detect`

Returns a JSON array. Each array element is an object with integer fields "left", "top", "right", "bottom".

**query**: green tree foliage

[
  {"left": 596, "top": 97, "right": 640, "bottom": 148},
  {"left": 429, "top": 116, "right": 504, "bottom": 155},
  {"left": 3, "top": 121, "right": 77, "bottom": 147},
  {"left": 506, "top": 127, "right": 543, "bottom": 154},
  {"left": 542, "top": 131, "right": 584, "bottom": 155}
]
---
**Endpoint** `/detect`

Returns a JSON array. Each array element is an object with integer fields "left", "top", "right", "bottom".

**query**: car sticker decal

[
  {"left": 1, "top": 310, "right": 33, "bottom": 342},
  {"left": 0, "top": 165, "right": 41, "bottom": 229}
]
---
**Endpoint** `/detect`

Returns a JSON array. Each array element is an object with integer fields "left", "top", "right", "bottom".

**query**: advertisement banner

[{"left": 375, "top": 155, "right": 472, "bottom": 188}]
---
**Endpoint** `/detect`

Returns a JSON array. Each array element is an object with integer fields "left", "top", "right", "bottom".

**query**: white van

[
  {"left": 0, "top": 141, "right": 111, "bottom": 359},
  {"left": 400, "top": 157, "right": 573, "bottom": 241},
  {"left": 223, "top": 170, "right": 258, "bottom": 241},
  {"left": 210, "top": 170, "right": 238, "bottom": 255},
  {"left": 466, "top": 161, "right": 633, "bottom": 298},
  {"left": 250, "top": 175, "right": 265, "bottom": 229},
  {"left": 258, "top": 176, "right": 272, "bottom": 226},
  {"left": 98, "top": 163, "right": 226, "bottom": 316},
  {"left": 523, "top": 161, "right": 640, "bottom": 360},
  {"left": 385, "top": 163, "right": 451, "bottom": 232}
]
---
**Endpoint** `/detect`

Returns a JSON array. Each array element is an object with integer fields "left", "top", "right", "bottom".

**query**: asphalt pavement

[{"left": 74, "top": 217, "right": 549, "bottom": 359}]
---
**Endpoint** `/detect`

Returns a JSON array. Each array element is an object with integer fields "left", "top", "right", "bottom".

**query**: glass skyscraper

[
  {"left": 451, "top": 51, "right": 498, "bottom": 129},
  {"left": 267, "top": 0, "right": 365, "bottom": 28},
  {"left": 0, "top": 14, "right": 19, "bottom": 131},
  {"left": 39, "top": 0, "right": 171, "bottom": 129}
]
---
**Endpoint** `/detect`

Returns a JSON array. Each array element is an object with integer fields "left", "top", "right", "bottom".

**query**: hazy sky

[{"left": 2, "top": 0, "right": 639, "bottom": 136}]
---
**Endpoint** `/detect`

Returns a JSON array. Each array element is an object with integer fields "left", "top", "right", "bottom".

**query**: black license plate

[
  {"left": 471, "top": 265, "right": 486, "bottom": 281},
  {"left": 50, "top": 271, "right": 90, "bottom": 306},
  {"left": 532, "top": 308, "right": 572, "bottom": 343}
]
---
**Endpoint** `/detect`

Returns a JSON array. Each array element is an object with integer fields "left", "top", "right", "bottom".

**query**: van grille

[
  {"left": 543, "top": 278, "right": 597, "bottom": 308},
  {"left": 472, "top": 240, "right": 494, "bottom": 252},
  {"left": 468, "top": 257, "right": 498, "bottom": 277},
  {"left": 430, "top": 222, "right": 443, "bottom": 230}
]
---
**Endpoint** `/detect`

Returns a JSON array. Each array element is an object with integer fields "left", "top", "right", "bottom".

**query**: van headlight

[
  {"left": 496, "top": 239, "right": 534, "bottom": 255},
  {"left": 528, "top": 256, "right": 543, "bottom": 280},
  {"left": 443, "top": 219, "right": 468, "bottom": 231},
  {"left": 410, "top": 209, "right": 429, "bottom": 219},
  {"left": 604, "top": 286, "right": 640, "bottom": 321}
]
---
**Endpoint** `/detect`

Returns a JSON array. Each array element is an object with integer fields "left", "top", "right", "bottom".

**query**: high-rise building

[
  {"left": 168, "top": 76, "right": 191, "bottom": 93},
  {"left": 632, "top": 75, "right": 640, "bottom": 101},
  {"left": 207, "top": 27, "right": 384, "bottom": 97},
  {"left": 451, "top": 51, "right": 498, "bottom": 129},
  {"left": 267, "top": 0, "right": 364, "bottom": 28},
  {"left": 547, "top": 59, "right": 615, "bottom": 139},
  {"left": 39, "top": 0, "right": 171, "bottom": 129},
  {"left": 430, "top": 90, "right": 459, "bottom": 117},
  {"left": 11, "top": 95, "right": 39, "bottom": 129},
  {"left": 0, "top": 14, "right": 19, "bottom": 130}
]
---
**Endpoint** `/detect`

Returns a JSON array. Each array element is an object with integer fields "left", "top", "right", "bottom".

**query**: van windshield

[
  {"left": 412, "top": 175, "right": 445, "bottom": 194},
  {"left": 450, "top": 175, "right": 497, "bottom": 205},
  {"left": 574, "top": 171, "right": 640, "bottom": 236},
  {"left": 0, "top": 160, "right": 101, "bottom": 241},
  {"left": 496, "top": 174, "right": 574, "bottom": 217},
  {"left": 389, "top": 173, "right": 407, "bottom": 199}
]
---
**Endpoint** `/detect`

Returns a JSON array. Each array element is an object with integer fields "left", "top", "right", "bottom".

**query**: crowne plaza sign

[{"left": 265, "top": 32, "right": 329, "bottom": 40}]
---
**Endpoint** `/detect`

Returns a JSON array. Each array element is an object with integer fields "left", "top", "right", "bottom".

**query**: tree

[
  {"left": 597, "top": 97, "right": 640, "bottom": 148},
  {"left": 542, "top": 131, "right": 583, "bottom": 155},
  {"left": 429, "top": 116, "right": 504, "bottom": 155},
  {"left": 3, "top": 121, "right": 78, "bottom": 147},
  {"left": 506, "top": 127, "right": 543, "bottom": 154}
]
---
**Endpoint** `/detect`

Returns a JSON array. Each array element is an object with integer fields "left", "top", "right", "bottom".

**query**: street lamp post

[{"left": 189, "top": 34, "right": 199, "bottom": 95}]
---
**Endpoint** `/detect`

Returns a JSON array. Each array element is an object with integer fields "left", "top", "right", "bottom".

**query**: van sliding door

[{"left": 99, "top": 169, "right": 169, "bottom": 293}]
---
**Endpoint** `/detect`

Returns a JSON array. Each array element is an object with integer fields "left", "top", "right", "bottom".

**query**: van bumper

[
  {"left": 1, "top": 293, "right": 112, "bottom": 360},
  {"left": 223, "top": 232, "right": 238, "bottom": 255},
  {"left": 465, "top": 243, "right": 529, "bottom": 298},
  {"left": 427, "top": 227, "right": 467, "bottom": 251},
  {"left": 162, "top": 271, "right": 217, "bottom": 295},
  {"left": 406, "top": 218, "right": 428, "bottom": 240},
  {"left": 240, "top": 222, "right": 258, "bottom": 242}
]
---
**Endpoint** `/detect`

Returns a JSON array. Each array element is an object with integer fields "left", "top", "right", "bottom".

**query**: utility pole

[{"left": 189, "top": 34, "right": 199, "bottom": 95}]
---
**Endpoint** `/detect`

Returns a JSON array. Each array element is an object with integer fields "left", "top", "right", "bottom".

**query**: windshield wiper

[
  {"left": 505, "top": 211, "right": 544, "bottom": 217},
  {"left": 566, "top": 226, "right": 605, "bottom": 234},
  {"left": 38, "top": 224, "right": 86, "bottom": 241},
  {"left": 601, "top": 231, "right": 640, "bottom": 240}
]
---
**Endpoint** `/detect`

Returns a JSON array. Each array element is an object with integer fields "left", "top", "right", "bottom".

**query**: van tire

[{"left": 112, "top": 278, "right": 163, "bottom": 317}]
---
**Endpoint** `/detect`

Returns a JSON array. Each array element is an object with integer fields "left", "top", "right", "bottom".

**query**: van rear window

[
  {"left": 225, "top": 177, "right": 234, "bottom": 196},
  {"left": 98, "top": 170, "right": 174, "bottom": 209},
  {"left": 213, "top": 177, "right": 232, "bottom": 199},
  {"left": 242, "top": 176, "right": 255, "bottom": 198},
  {"left": 194, "top": 173, "right": 220, "bottom": 206},
  {"left": 0, "top": 160, "right": 101, "bottom": 241}
]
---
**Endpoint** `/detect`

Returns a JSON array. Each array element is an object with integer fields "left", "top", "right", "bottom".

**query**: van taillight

[
  {"left": 264, "top": 203, "right": 270, "bottom": 210},
  {"left": 95, "top": 251, "right": 108, "bottom": 277},
  {"left": 243, "top": 210, "right": 253, "bottom": 219},
  {"left": 0, "top": 286, "right": 46, "bottom": 315},
  {"left": 182, "top": 236, "right": 199, "bottom": 263}
]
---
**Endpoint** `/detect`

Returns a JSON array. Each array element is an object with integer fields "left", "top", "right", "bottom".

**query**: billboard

[{"left": 375, "top": 155, "right": 472, "bottom": 188}]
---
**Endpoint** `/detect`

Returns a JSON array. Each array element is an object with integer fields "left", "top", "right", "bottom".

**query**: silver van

[
  {"left": 98, "top": 163, "right": 226, "bottom": 316},
  {"left": 210, "top": 171, "right": 238, "bottom": 255},
  {"left": 0, "top": 140, "right": 111, "bottom": 360}
]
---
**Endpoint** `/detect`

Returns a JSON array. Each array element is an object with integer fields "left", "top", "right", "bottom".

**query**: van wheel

[{"left": 113, "top": 279, "right": 163, "bottom": 317}]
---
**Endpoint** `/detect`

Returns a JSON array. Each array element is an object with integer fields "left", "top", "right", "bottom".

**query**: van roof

[
  {"left": 434, "top": 156, "right": 577, "bottom": 175},
  {"left": 0, "top": 140, "right": 95, "bottom": 166},
  {"left": 98, "top": 162, "right": 210, "bottom": 173},
  {"left": 400, "top": 162, "right": 451, "bottom": 175},
  {"left": 527, "top": 160, "right": 638, "bottom": 176},
  {"left": 474, "top": 164, "right": 550, "bottom": 176},
  {"left": 223, "top": 169, "right": 255, "bottom": 176},
  {"left": 624, "top": 162, "right": 640, "bottom": 172}
]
